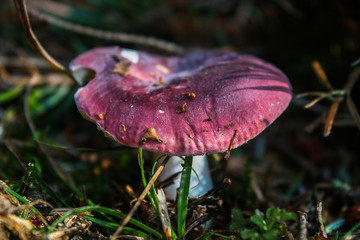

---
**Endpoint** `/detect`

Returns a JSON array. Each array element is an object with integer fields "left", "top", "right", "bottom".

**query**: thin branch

[
  {"left": 344, "top": 65, "right": 360, "bottom": 90},
  {"left": 111, "top": 156, "right": 171, "bottom": 240},
  {"left": 224, "top": 130, "right": 237, "bottom": 160},
  {"left": 298, "top": 211, "right": 307, "bottom": 240},
  {"left": 323, "top": 100, "right": 341, "bottom": 137},
  {"left": 316, "top": 202, "right": 328, "bottom": 238},
  {"left": 298, "top": 59, "right": 360, "bottom": 136},
  {"left": 312, "top": 61, "right": 333, "bottom": 90},
  {"left": 27, "top": 5, "right": 185, "bottom": 55},
  {"left": 303, "top": 95, "right": 328, "bottom": 109},
  {"left": 346, "top": 96, "right": 360, "bottom": 132},
  {"left": 296, "top": 91, "right": 328, "bottom": 97},
  {"left": 13, "top": 0, "right": 69, "bottom": 75},
  {"left": 185, "top": 214, "right": 211, "bottom": 236}
]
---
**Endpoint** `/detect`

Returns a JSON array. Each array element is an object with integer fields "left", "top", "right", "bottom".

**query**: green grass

[
  {"left": 1, "top": 185, "right": 48, "bottom": 226},
  {"left": 48, "top": 205, "right": 162, "bottom": 238},
  {"left": 177, "top": 156, "right": 193, "bottom": 239}
]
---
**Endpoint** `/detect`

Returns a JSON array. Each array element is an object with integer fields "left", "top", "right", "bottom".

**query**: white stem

[{"left": 158, "top": 154, "right": 213, "bottom": 201}]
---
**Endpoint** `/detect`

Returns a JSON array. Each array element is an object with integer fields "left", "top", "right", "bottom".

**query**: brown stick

[
  {"left": 312, "top": 61, "right": 333, "bottom": 91},
  {"left": 323, "top": 100, "right": 341, "bottom": 137},
  {"left": 298, "top": 211, "right": 307, "bottom": 240},
  {"left": 111, "top": 156, "right": 170, "bottom": 240},
  {"left": 13, "top": 0, "right": 69, "bottom": 75},
  {"left": 27, "top": 5, "right": 185, "bottom": 55},
  {"left": 316, "top": 202, "right": 328, "bottom": 238}
]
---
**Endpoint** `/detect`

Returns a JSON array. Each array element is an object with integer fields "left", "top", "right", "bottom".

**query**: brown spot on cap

[
  {"left": 159, "top": 76, "right": 164, "bottom": 85},
  {"left": 121, "top": 124, "right": 126, "bottom": 132},
  {"left": 176, "top": 102, "right": 187, "bottom": 114},
  {"left": 184, "top": 92, "right": 196, "bottom": 100},
  {"left": 96, "top": 113, "right": 105, "bottom": 120},
  {"left": 112, "top": 58, "right": 131, "bottom": 76},
  {"left": 141, "top": 127, "right": 163, "bottom": 145}
]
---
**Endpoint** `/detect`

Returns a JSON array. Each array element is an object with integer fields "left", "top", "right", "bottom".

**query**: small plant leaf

[
  {"left": 279, "top": 211, "right": 297, "bottom": 222},
  {"left": 250, "top": 214, "right": 268, "bottom": 231},
  {"left": 241, "top": 229, "right": 260, "bottom": 239},
  {"left": 266, "top": 208, "right": 281, "bottom": 223},
  {"left": 262, "top": 229, "right": 282, "bottom": 240}
]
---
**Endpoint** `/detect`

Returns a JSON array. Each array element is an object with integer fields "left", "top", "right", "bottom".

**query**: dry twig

[
  {"left": 298, "top": 211, "right": 307, "bottom": 240},
  {"left": 111, "top": 156, "right": 171, "bottom": 240},
  {"left": 297, "top": 60, "right": 360, "bottom": 136},
  {"left": 13, "top": 0, "right": 69, "bottom": 75},
  {"left": 27, "top": 4, "right": 185, "bottom": 55},
  {"left": 316, "top": 202, "right": 327, "bottom": 238}
]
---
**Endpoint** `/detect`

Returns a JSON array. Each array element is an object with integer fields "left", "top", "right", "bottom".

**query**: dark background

[{"left": 1, "top": 0, "right": 360, "bottom": 238}]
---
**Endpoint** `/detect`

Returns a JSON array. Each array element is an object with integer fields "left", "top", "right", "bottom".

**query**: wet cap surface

[{"left": 72, "top": 46, "right": 292, "bottom": 156}]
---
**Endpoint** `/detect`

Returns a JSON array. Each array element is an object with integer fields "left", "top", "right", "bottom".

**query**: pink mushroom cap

[{"left": 71, "top": 46, "right": 292, "bottom": 156}]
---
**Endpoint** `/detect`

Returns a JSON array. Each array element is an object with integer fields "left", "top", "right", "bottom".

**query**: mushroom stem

[
  {"left": 158, "top": 155, "right": 214, "bottom": 236},
  {"left": 158, "top": 155, "right": 214, "bottom": 201}
]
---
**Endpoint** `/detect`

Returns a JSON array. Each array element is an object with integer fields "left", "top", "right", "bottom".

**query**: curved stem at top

[{"left": 13, "top": 0, "right": 70, "bottom": 75}]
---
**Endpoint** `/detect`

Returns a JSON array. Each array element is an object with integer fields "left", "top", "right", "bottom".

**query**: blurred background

[{"left": 1, "top": 0, "right": 360, "bottom": 238}]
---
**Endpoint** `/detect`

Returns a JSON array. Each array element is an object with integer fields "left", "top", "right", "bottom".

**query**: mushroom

[{"left": 71, "top": 45, "right": 292, "bottom": 212}]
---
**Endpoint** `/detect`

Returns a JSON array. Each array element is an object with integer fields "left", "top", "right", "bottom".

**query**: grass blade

[
  {"left": 177, "top": 156, "right": 193, "bottom": 239},
  {"left": 48, "top": 205, "right": 162, "bottom": 238},
  {"left": 1, "top": 186, "right": 48, "bottom": 226},
  {"left": 32, "top": 171, "right": 70, "bottom": 207},
  {"left": 139, "top": 148, "right": 158, "bottom": 211},
  {"left": 34, "top": 138, "right": 134, "bottom": 151},
  {"left": 84, "top": 216, "right": 151, "bottom": 239},
  {"left": 139, "top": 148, "right": 147, "bottom": 187},
  {"left": 341, "top": 221, "right": 360, "bottom": 240},
  {"left": 0, "top": 84, "right": 24, "bottom": 103},
  {"left": 111, "top": 156, "right": 170, "bottom": 239},
  {"left": 325, "top": 219, "right": 345, "bottom": 233}
]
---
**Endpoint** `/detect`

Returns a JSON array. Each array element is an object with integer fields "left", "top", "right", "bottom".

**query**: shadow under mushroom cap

[{"left": 71, "top": 46, "right": 292, "bottom": 156}]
